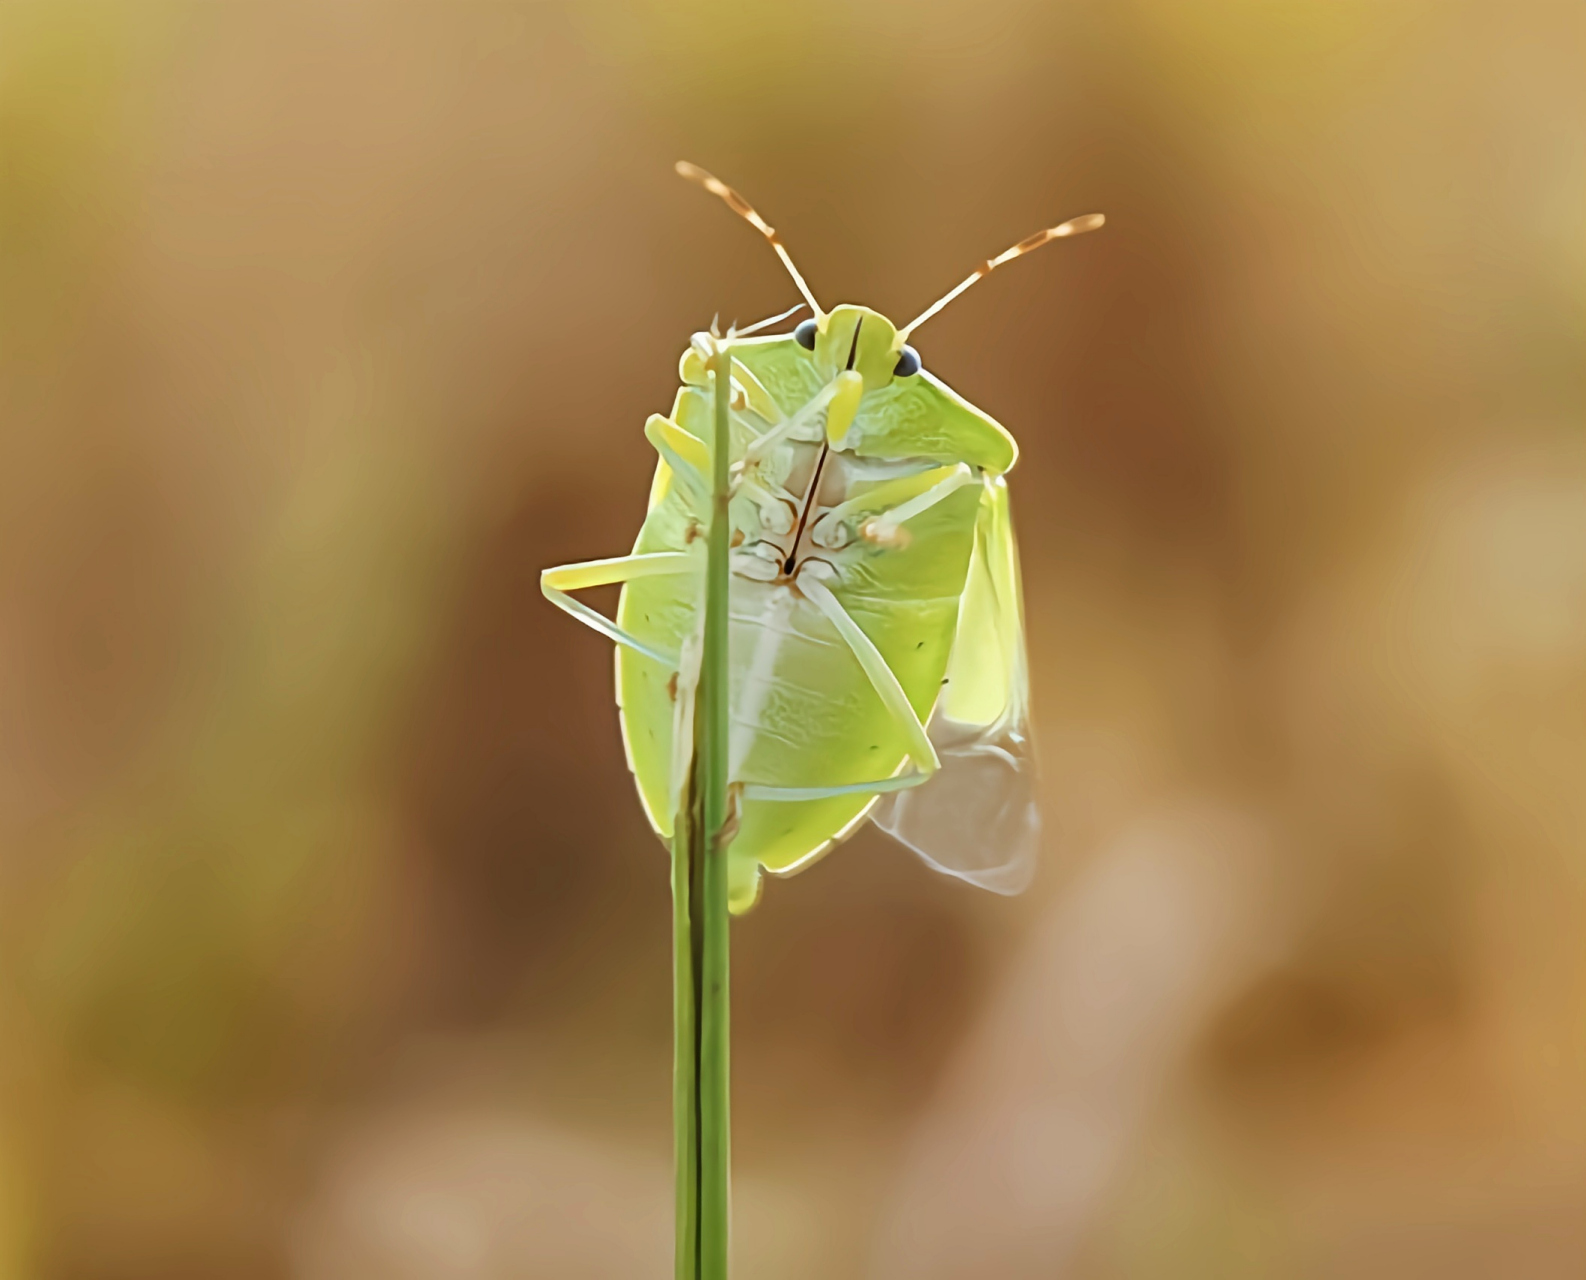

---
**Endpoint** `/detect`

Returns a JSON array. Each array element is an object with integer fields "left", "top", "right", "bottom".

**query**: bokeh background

[{"left": 2, "top": 2, "right": 1583, "bottom": 1277}]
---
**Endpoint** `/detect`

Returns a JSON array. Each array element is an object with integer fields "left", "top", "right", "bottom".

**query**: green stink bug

[{"left": 543, "top": 163, "right": 1103, "bottom": 912}]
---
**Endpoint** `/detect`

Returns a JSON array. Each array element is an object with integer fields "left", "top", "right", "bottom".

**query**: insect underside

[
  {"left": 579, "top": 318, "right": 1039, "bottom": 913},
  {"left": 543, "top": 163, "right": 1104, "bottom": 912}
]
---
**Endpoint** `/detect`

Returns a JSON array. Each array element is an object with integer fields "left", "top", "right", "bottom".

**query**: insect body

[{"left": 543, "top": 164, "right": 1102, "bottom": 912}]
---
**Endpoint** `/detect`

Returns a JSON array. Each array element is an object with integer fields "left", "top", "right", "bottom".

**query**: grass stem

[{"left": 673, "top": 337, "right": 734, "bottom": 1279}]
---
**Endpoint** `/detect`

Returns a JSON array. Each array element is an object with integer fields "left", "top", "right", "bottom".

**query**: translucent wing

[{"left": 872, "top": 475, "right": 1039, "bottom": 894}]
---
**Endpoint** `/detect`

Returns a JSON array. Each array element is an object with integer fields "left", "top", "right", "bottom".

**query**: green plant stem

[
  {"left": 673, "top": 339, "right": 734, "bottom": 1280},
  {"left": 671, "top": 814, "right": 698, "bottom": 1276},
  {"left": 699, "top": 337, "right": 733, "bottom": 1280}
]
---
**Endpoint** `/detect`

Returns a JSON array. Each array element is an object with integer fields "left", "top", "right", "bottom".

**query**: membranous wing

[{"left": 872, "top": 475, "right": 1038, "bottom": 894}]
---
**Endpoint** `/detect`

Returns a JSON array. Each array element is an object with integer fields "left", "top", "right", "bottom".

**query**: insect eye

[
  {"left": 793, "top": 318, "right": 819, "bottom": 350},
  {"left": 893, "top": 345, "right": 921, "bottom": 377}
]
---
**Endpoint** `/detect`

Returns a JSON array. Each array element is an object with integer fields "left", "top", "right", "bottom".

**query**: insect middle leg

[
  {"left": 540, "top": 551, "right": 694, "bottom": 664},
  {"left": 812, "top": 463, "right": 977, "bottom": 549}
]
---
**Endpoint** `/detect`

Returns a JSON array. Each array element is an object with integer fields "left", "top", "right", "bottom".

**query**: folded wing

[{"left": 871, "top": 475, "right": 1039, "bottom": 894}]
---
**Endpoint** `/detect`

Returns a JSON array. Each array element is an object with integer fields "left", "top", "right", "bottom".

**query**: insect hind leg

[
  {"left": 740, "top": 771, "right": 928, "bottom": 803},
  {"left": 795, "top": 571, "right": 940, "bottom": 775}
]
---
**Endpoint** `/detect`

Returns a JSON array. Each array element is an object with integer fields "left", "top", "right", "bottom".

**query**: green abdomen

[{"left": 616, "top": 452, "right": 981, "bottom": 911}]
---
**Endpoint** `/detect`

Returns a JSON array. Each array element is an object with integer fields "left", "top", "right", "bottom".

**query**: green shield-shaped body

[{"left": 614, "top": 311, "right": 1026, "bottom": 911}]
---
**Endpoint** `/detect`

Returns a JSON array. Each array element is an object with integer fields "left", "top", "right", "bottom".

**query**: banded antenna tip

[
  {"left": 903, "top": 209, "right": 1106, "bottom": 336},
  {"left": 674, "top": 160, "right": 823, "bottom": 317}
]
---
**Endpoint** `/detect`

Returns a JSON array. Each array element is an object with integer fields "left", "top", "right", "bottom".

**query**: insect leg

[
  {"left": 680, "top": 346, "right": 784, "bottom": 423},
  {"left": 740, "top": 378, "right": 841, "bottom": 466},
  {"left": 813, "top": 463, "right": 976, "bottom": 547},
  {"left": 865, "top": 462, "right": 977, "bottom": 534},
  {"left": 648, "top": 404, "right": 794, "bottom": 528},
  {"left": 740, "top": 771, "right": 929, "bottom": 803},
  {"left": 795, "top": 572, "right": 940, "bottom": 774},
  {"left": 645, "top": 414, "right": 710, "bottom": 505},
  {"left": 540, "top": 551, "right": 694, "bottom": 664}
]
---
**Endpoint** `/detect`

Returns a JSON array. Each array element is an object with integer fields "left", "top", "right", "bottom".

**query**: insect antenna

[
  {"left": 734, "top": 301, "right": 807, "bottom": 337},
  {"left": 675, "top": 161, "right": 824, "bottom": 319},
  {"left": 901, "top": 212, "right": 1105, "bottom": 337}
]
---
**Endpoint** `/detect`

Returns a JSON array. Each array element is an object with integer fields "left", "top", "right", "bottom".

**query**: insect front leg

[
  {"left": 679, "top": 341, "right": 783, "bottom": 423},
  {"left": 739, "top": 377, "right": 842, "bottom": 467},
  {"left": 644, "top": 414, "right": 711, "bottom": 507}
]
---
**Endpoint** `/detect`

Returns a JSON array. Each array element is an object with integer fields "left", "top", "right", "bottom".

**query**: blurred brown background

[{"left": 2, "top": 2, "right": 1582, "bottom": 1277}]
